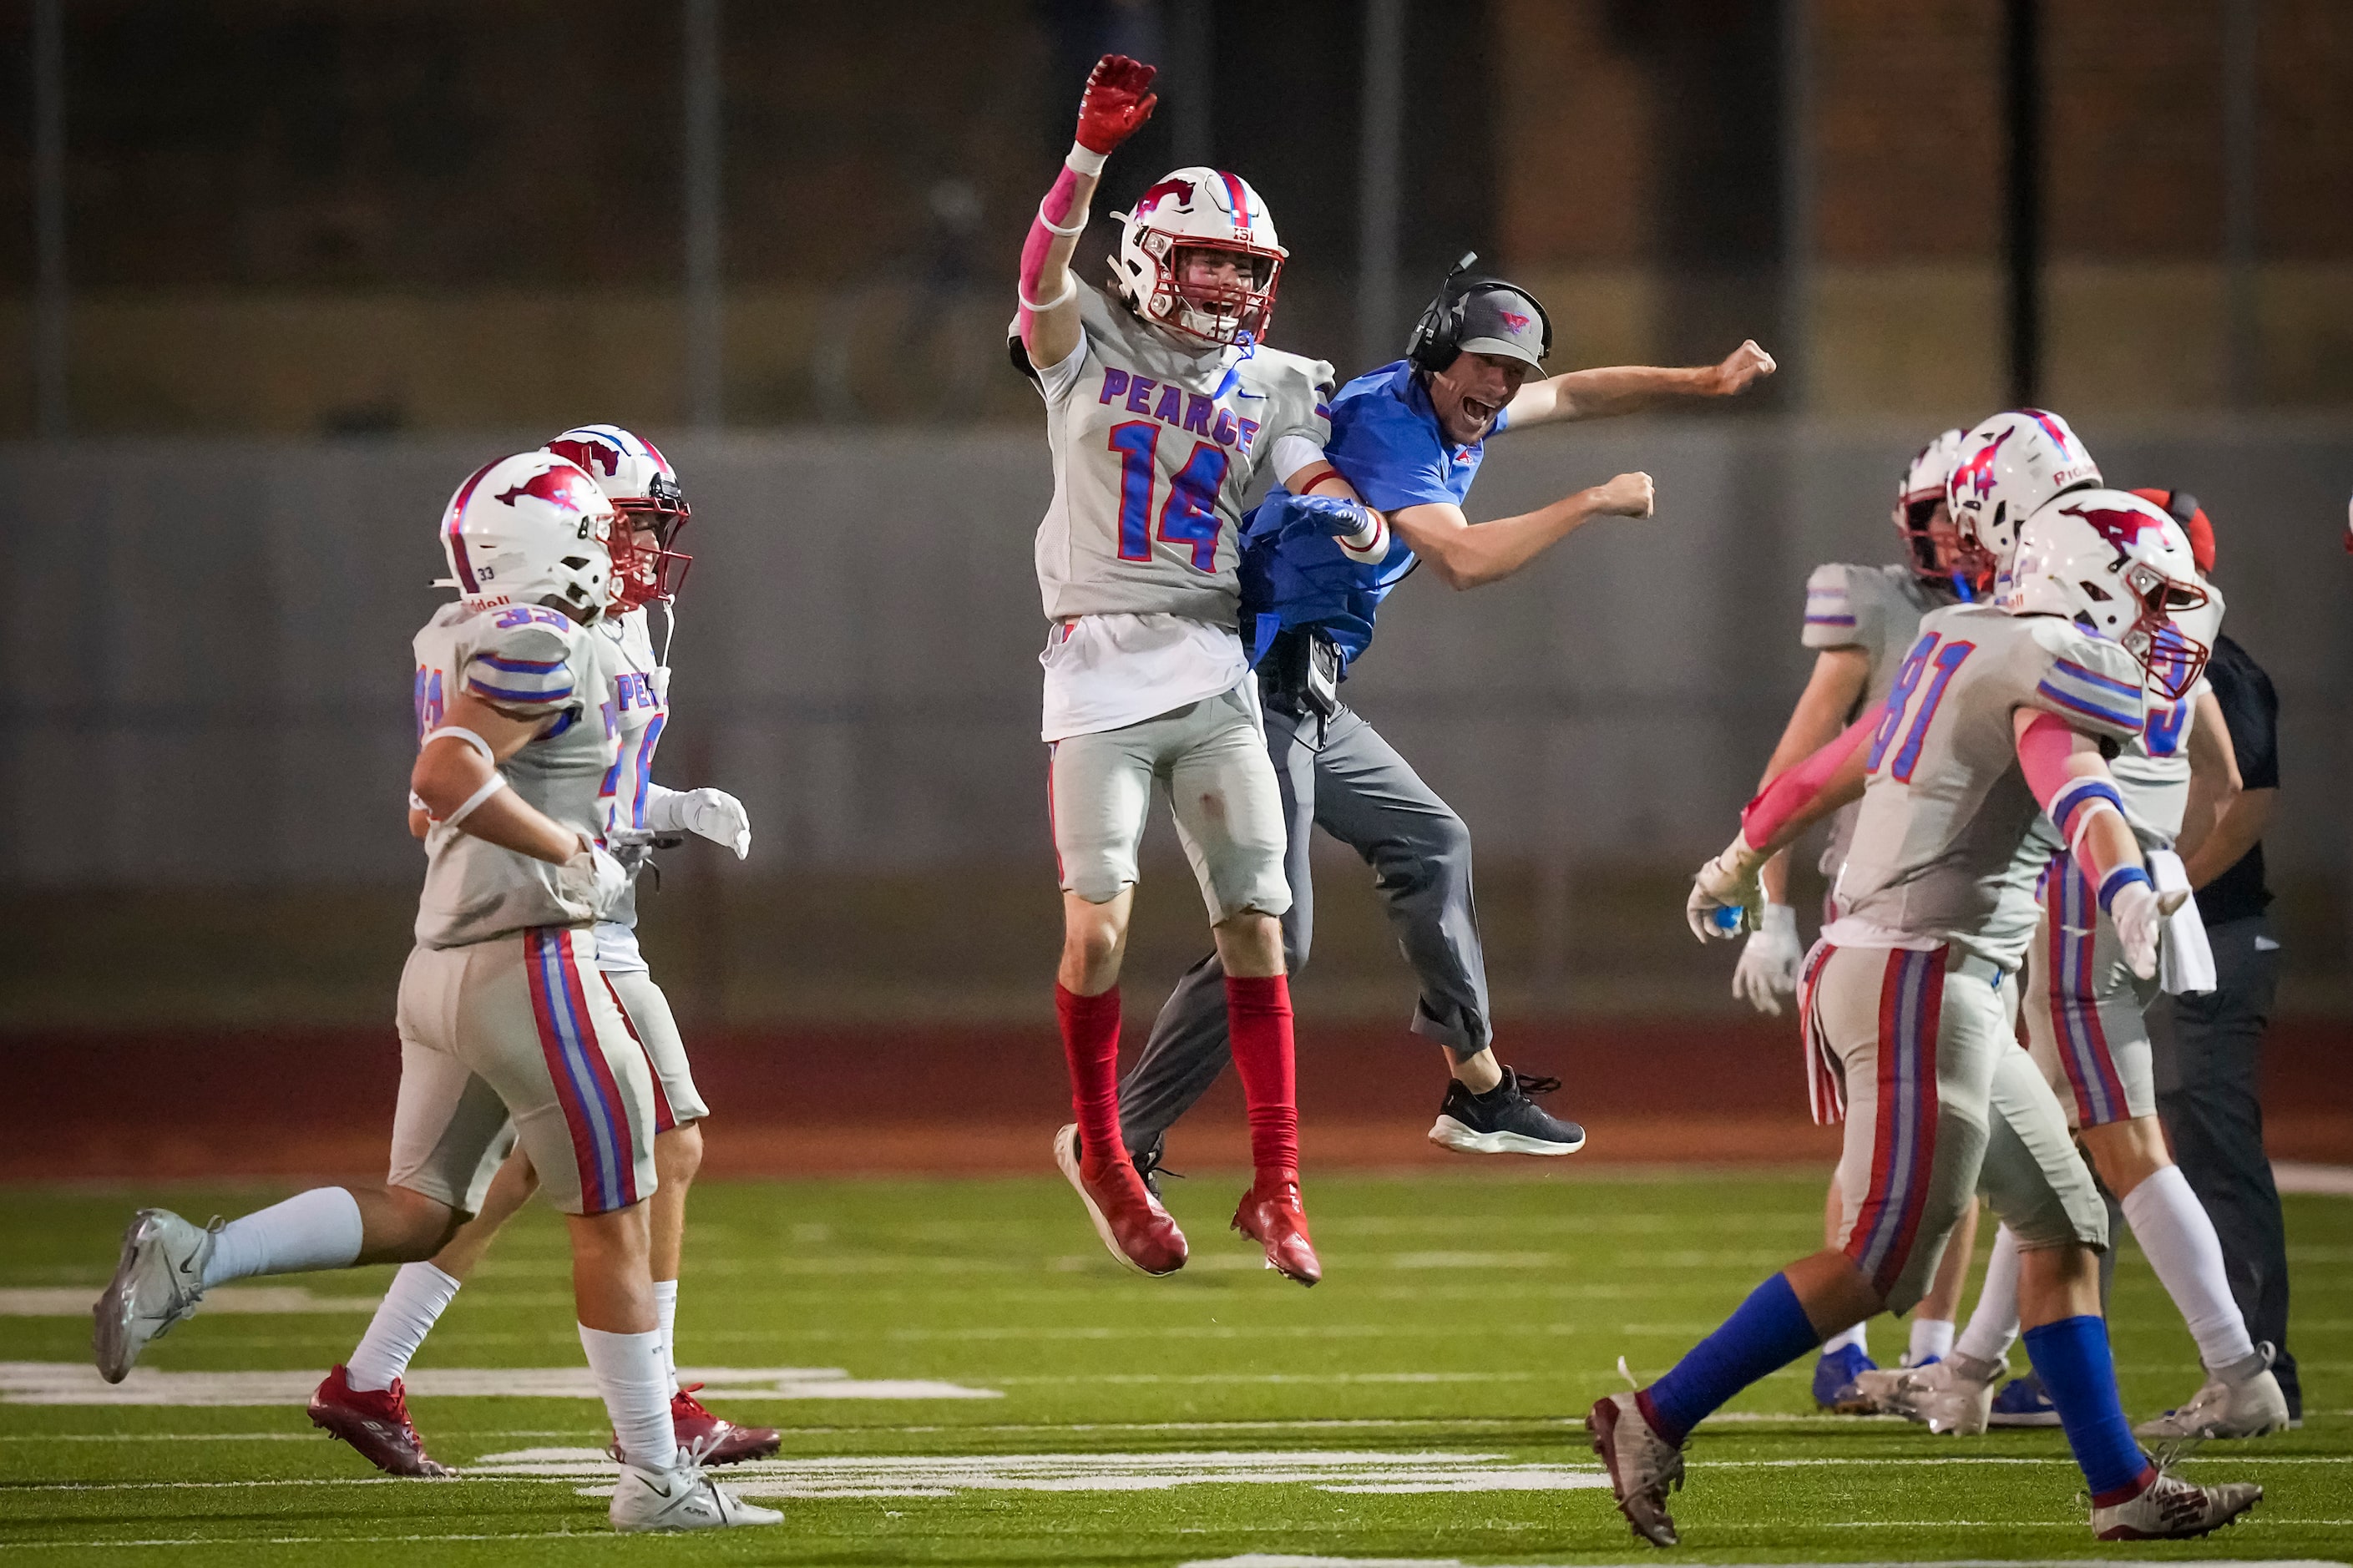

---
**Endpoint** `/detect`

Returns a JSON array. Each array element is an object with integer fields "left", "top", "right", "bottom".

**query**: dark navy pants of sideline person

[
  {"left": 1118, "top": 688, "right": 1490, "bottom": 1159},
  {"left": 2151, "top": 913, "right": 2300, "bottom": 1419}
]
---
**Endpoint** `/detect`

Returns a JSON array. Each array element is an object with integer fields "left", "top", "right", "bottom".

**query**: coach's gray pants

[
  {"left": 2151, "top": 913, "right": 2299, "bottom": 1415},
  {"left": 1117, "top": 694, "right": 1490, "bottom": 1156}
]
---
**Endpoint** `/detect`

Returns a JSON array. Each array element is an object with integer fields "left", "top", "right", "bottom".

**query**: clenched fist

[
  {"left": 1591, "top": 472, "right": 1656, "bottom": 518},
  {"left": 1075, "top": 54, "right": 1158, "bottom": 155},
  {"left": 1708, "top": 340, "right": 1777, "bottom": 397}
]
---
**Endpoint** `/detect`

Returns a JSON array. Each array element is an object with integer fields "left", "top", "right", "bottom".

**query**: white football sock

[
  {"left": 2120, "top": 1163, "right": 2255, "bottom": 1371},
  {"left": 201, "top": 1187, "right": 363, "bottom": 1287},
  {"left": 1953, "top": 1222, "right": 2022, "bottom": 1368},
  {"left": 1822, "top": 1322, "right": 1869, "bottom": 1358},
  {"left": 345, "top": 1262, "right": 461, "bottom": 1392},
  {"left": 652, "top": 1278, "right": 680, "bottom": 1388},
  {"left": 1908, "top": 1315, "right": 1956, "bottom": 1366},
  {"left": 579, "top": 1324, "right": 678, "bottom": 1470}
]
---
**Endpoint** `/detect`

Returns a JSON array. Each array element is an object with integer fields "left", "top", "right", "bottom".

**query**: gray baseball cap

[{"left": 1455, "top": 286, "right": 1548, "bottom": 371}]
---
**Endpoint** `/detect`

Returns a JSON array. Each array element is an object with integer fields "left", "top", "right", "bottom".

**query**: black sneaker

[{"left": 1429, "top": 1067, "right": 1586, "bottom": 1156}]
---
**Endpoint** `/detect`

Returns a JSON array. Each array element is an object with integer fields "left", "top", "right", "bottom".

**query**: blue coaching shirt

[{"left": 1240, "top": 358, "right": 1505, "bottom": 666}]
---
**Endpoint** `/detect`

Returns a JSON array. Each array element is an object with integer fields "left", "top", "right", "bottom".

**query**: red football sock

[
  {"left": 1055, "top": 983, "right": 1126, "bottom": 1168},
  {"left": 1224, "top": 974, "right": 1299, "bottom": 1179}
]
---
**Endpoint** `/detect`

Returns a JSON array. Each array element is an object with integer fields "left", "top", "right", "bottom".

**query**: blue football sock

[
  {"left": 2022, "top": 1316, "right": 2152, "bottom": 1502},
  {"left": 1642, "top": 1272, "right": 1821, "bottom": 1443}
]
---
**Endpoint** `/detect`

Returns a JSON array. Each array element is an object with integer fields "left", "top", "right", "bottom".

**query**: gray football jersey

[
  {"left": 1032, "top": 282, "right": 1333, "bottom": 625},
  {"left": 412, "top": 601, "right": 618, "bottom": 949},
  {"left": 1830, "top": 605, "right": 2146, "bottom": 969},
  {"left": 1800, "top": 563, "right": 1952, "bottom": 877},
  {"left": 592, "top": 609, "right": 668, "bottom": 956}
]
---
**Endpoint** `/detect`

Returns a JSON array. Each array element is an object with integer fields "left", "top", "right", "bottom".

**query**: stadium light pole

[
  {"left": 1355, "top": 0, "right": 1405, "bottom": 374},
  {"left": 2222, "top": 0, "right": 2259, "bottom": 408},
  {"left": 684, "top": 0, "right": 724, "bottom": 431},
  {"left": 1170, "top": 0, "right": 1212, "bottom": 169},
  {"left": 32, "top": 0, "right": 68, "bottom": 438},
  {"left": 2002, "top": 0, "right": 2042, "bottom": 407}
]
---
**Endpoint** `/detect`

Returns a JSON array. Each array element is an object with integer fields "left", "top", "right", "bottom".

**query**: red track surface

[{"left": 11, "top": 1018, "right": 2347, "bottom": 1181}]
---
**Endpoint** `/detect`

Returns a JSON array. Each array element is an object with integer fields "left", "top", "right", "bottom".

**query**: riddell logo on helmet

[
  {"left": 1951, "top": 427, "right": 2013, "bottom": 503},
  {"left": 1138, "top": 176, "right": 1194, "bottom": 213},
  {"left": 546, "top": 436, "right": 621, "bottom": 478},
  {"left": 495, "top": 467, "right": 594, "bottom": 513}
]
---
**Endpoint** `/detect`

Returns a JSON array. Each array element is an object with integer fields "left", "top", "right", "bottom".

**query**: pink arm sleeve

[
  {"left": 1017, "top": 166, "right": 1086, "bottom": 346},
  {"left": 1740, "top": 717, "right": 1874, "bottom": 848},
  {"left": 2014, "top": 709, "right": 2084, "bottom": 811}
]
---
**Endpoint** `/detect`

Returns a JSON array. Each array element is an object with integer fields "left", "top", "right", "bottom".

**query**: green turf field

[{"left": 2, "top": 1169, "right": 2345, "bottom": 1563}]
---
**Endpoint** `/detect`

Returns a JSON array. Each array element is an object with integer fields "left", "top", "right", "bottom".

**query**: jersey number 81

[{"left": 1868, "top": 631, "right": 1977, "bottom": 783}]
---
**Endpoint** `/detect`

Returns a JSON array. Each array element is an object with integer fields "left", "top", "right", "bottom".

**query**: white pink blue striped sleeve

[
  {"left": 1799, "top": 564, "right": 1863, "bottom": 650},
  {"left": 2029, "top": 641, "right": 2146, "bottom": 744},
  {"left": 463, "top": 624, "right": 579, "bottom": 718}
]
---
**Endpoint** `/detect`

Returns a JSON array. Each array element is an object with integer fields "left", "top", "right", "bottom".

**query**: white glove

[
  {"left": 1733, "top": 903, "right": 1803, "bottom": 1014},
  {"left": 554, "top": 837, "right": 631, "bottom": 923},
  {"left": 2108, "top": 875, "right": 2191, "bottom": 981},
  {"left": 1687, "top": 831, "right": 1766, "bottom": 942},
  {"left": 646, "top": 785, "right": 751, "bottom": 860}
]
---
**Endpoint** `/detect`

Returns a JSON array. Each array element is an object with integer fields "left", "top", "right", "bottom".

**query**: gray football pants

[
  {"left": 1118, "top": 695, "right": 1490, "bottom": 1156},
  {"left": 2152, "top": 913, "right": 2299, "bottom": 1414}
]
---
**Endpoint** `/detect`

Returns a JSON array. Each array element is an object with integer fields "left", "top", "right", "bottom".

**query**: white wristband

[
  {"left": 443, "top": 771, "right": 508, "bottom": 827},
  {"left": 1065, "top": 142, "right": 1107, "bottom": 177},
  {"left": 407, "top": 791, "right": 430, "bottom": 815},
  {"left": 1019, "top": 271, "right": 1078, "bottom": 313},
  {"left": 1036, "top": 200, "right": 1088, "bottom": 237},
  {"left": 422, "top": 726, "right": 496, "bottom": 765}
]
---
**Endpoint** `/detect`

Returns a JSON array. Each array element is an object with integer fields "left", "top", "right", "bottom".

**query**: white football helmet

[
  {"left": 1946, "top": 409, "right": 2101, "bottom": 566},
  {"left": 1893, "top": 427, "right": 1981, "bottom": 589},
  {"left": 544, "top": 424, "right": 691, "bottom": 610},
  {"left": 1999, "top": 488, "right": 2212, "bottom": 699},
  {"left": 440, "top": 451, "right": 616, "bottom": 621},
  {"left": 1109, "top": 167, "right": 1286, "bottom": 345}
]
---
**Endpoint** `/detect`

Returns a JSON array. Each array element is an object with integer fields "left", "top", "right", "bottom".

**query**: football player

[
  {"left": 1733, "top": 432, "right": 1990, "bottom": 1408},
  {"left": 306, "top": 427, "right": 777, "bottom": 1477},
  {"left": 1591, "top": 485, "right": 2263, "bottom": 1545},
  {"left": 91, "top": 453, "right": 777, "bottom": 1535},
  {"left": 1874, "top": 461, "right": 2286, "bottom": 1439},
  {"left": 1017, "top": 55, "right": 1378, "bottom": 1285}
]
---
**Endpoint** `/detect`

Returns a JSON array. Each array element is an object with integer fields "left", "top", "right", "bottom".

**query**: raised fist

[
  {"left": 1075, "top": 54, "right": 1158, "bottom": 155},
  {"left": 1710, "top": 340, "right": 1777, "bottom": 397},
  {"left": 1593, "top": 472, "right": 1655, "bottom": 518},
  {"left": 1289, "top": 492, "right": 1381, "bottom": 543}
]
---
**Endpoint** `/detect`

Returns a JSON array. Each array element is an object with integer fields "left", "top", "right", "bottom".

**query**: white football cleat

[
  {"left": 610, "top": 1461, "right": 783, "bottom": 1533},
  {"left": 1842, "top": 1365, "right": 1915, "bottom": 1415},
  {"left": 2134, "top": 1344, "right": 2292, "bottom": 1439},
  {"left": 1586, "top": 1391, "right": 1684, "bottom": 1547},
  {"left": 1877, "top": 1356, "right": 1997, "bottom": 1435},
  {"left": 2092, "top": 1469, "right": 2261, "bottom": 1540},
  {"left": 93, "top": 1208, "right": 217, "bottom": 1383}
]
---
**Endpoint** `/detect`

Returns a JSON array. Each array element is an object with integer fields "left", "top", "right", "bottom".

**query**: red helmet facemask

[
  {"left": 2121, "top": 568, "right": 2211, "bottom": 701},
  {"left": 605, "top": 476, "right": 692, "bottom": 612}
]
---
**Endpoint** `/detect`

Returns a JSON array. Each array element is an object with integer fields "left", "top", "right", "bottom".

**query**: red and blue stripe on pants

[
  {"left": 525, "top": 927, "right": 641, "bottom": 1214},
  {"left": 1844, "top": 948, "right": 1944, "bottom": 1297},
  {"left": 2041, "top": 848, "right": 2128, "bottom": 1125}
]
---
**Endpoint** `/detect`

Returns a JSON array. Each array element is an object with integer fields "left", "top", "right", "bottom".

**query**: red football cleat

[
  {"left": 1232, "top": 1172, "right": 1320, "bottom": 1286},
  {"left": 670, "top": 1383, "right": 782, "bottom": 1465},
  {"left": 1054, "top": 1124, "right": 1187, "bottom": 1275},
  {"left": 307, "top": 1364, "right": 453, "bottom": 1478}
]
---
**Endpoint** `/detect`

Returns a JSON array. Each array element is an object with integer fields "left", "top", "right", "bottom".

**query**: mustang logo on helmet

[
  {"left": 2057, "top": 503, "right": 2167, "bottom": 560},
  {"left": 545, "top": 434, "right": 623, "bottom": 478},
  {"left": 1137, "top": 176, "right": 1196, "bottom": 214},
  {"left": 495, "top": 467, "right": 596, "bottom": 514},
  {"left": 1951, "top": 427, "right": 2012, "bottom": 503}
]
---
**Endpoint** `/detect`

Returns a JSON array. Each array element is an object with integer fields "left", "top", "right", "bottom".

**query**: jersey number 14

[{"left": 1110, "top": 422, "right": 1230, "bottom": 571}]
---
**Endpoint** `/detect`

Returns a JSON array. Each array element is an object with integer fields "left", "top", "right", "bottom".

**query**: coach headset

[{"left": 1404, "top": 252, "right": 1556, "bottom": 374}]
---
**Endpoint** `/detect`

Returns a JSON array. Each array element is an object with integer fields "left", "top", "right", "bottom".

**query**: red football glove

[{"left": 1075, "top": 54, "right": 1158, "bottom": 155}]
